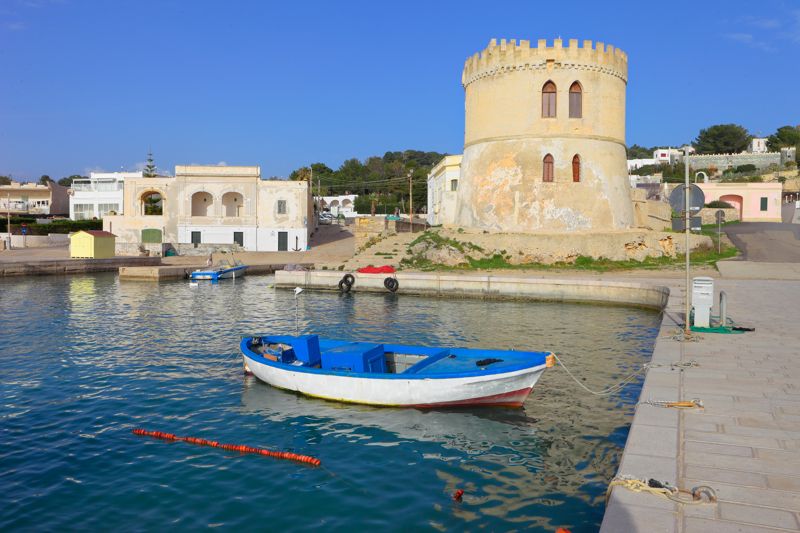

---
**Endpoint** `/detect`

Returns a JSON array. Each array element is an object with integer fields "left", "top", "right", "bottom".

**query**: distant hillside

[{"left": 289, "top": 150, "right": 446, "bottom": 213}]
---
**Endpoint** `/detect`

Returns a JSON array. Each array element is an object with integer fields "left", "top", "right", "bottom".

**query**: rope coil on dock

[
  {"left": 640, "top": 398, "right": 704, "bottom": 409},
  {"left": 132, "top": 428, "right": 321, "bottom": 466},
  {"left": 606, "top": 475, "right": 717, "bottom": 505}
]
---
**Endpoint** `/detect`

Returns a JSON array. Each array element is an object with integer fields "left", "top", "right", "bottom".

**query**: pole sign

[
  {"left": 671, "top": 216, "right": 702, "bottom": 232},
  {"left": 21, "top": 223, "right": 28, "bottom": 235},
  {"left": 715, "top": 209, "right": 725, "bottom": 224},
  {"left": 669, "top": 184, "right": 705, "bottom": 215}
]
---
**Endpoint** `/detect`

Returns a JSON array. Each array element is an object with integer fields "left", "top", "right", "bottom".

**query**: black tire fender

[
  {"left": 338, "top": 277, "right": 352, "bottom": 292},
  {"left": 343, "top": 273, "right": 355, "bottom": 285},
  {"left": 384, "top": 277, "right": 399, "bottom": 293}
]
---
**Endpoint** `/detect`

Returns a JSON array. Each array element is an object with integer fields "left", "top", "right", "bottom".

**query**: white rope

[{"left": 552, "top": 353, "right": 650, "bottom": 396}]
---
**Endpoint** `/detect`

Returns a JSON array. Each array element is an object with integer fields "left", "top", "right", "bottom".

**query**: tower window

[
  {"left": 543, "top": 154, "right": 554, "bottom": 182},
  {"left": 569, "top": 82, "right": 582, "bottom": 118},
  {"left": 572, "top": 154, "right": 581, "bottom": 182},
  {"left": 542, "top": 81, "right": 556, "bottom": 118}
]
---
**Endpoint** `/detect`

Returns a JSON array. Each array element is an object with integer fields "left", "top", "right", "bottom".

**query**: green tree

[
  {"left": 38, "top": 175, "right": 53, "bottom": 185},
  {"left": 58, "top": 175, "right": 85, "bottom": 187},
  {"left": 693, "top": 124, "right": 751, "bottom": 154},
  {"left": 143, "top": 151, "right": 157, "bottom": 177},
  {"left": 289, "top": 166, "right": 311, "bottom": 182},
  {"left": 0, "top": 175, "right": 11, "bottom": 186},
  {"left": 766, "top": 125, "right": 800, "bottom": 152},
  {"left": 626, "top": 144, "right": 653, "bottom": 159}
]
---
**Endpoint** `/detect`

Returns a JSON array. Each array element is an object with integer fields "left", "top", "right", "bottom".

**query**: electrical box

[{"left": 692, "top": 277, "right": 714, "bottom": 328}]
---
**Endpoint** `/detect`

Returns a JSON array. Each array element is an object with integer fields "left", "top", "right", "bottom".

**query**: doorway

[
  {"left": 277, "top": 231, "right": 288, "bottom": 251},
  {"left": 233, "top": 231, "right": 244, "bottom": 247}
]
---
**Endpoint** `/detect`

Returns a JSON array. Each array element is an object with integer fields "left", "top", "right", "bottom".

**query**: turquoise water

[{"left": 0, "top": 274, "right": 660, "bottom": 532}]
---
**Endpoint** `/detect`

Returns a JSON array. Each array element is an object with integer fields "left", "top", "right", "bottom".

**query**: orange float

[{"left": 132, "top": 428, "right": 321, "bottom": 466}]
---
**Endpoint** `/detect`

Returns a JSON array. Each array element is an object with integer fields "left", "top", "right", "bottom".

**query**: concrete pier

[
  {"left": 274, "top": 270, "right": 670, "bottom": 310},
  {"left": 0, "top": 257, "right": 160, "bottom": 277}
]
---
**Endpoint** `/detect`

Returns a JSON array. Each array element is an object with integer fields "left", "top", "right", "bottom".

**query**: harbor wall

[
  {"left": 275, "top": 270, "right": 670, "bottom": 310},
  {"left": 0, "top": 257, "right": 161, "bottom": 277}
]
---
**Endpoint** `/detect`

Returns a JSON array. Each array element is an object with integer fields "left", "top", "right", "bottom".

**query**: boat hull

[
  {"left": 190, "top": 265, "right": 248, "bottom": 281},
  {"left": 242, "top": 354, "right": 544, "bottom": 408}
]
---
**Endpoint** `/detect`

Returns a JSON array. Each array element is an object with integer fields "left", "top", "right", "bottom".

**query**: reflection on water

[{"left": 0, "top": 273, "right": 659, "bottom": 532}]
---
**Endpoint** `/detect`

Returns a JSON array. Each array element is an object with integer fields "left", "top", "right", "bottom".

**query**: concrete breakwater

[
  {"left": 120, "top": 263, "right": 313, "bottom": 281},
  {"left": 0, "top": 257, "right": 160, "bottom": 277},
  {"left": 275, "top": 270, "right": 670, "bottom": 310}
]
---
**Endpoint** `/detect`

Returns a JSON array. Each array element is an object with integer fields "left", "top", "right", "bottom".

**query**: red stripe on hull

[{"left": 410, "top": 387, "right": 533, "bottom": 408}]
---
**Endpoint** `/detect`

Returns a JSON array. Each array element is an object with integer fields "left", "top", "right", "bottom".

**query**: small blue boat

[
  {"left": 190, "top": 260, "right": 248, "bottom": 281},
  {"left": 240, "top": 334, "right": 554, "bottom": 407}
]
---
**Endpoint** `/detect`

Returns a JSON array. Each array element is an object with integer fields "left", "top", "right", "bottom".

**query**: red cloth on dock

[{"left": 356, "top": 266, "right": 396, "bottom": 274}]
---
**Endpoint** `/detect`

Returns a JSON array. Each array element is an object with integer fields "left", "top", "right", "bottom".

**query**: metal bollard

[{"left": 719, "top": 291, "right": 727, "bottom": 328}]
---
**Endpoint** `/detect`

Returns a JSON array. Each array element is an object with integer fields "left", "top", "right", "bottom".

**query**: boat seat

[{"left": 402, "top": 350, "right": 451, "bottom": 374}]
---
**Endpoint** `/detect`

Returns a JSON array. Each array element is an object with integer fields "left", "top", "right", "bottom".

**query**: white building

[
  {"left": 748, "top": 137, "right": 768, "bottom": 153},
  {"left": 319, "top": 194, "right": 357, "bottom": 216},
  {"left": 104, "top": 165, "right": 313, "bottom": 254},
  {"left": 426, "top": 155, "right": 462, "bottom": 226},
  {"left": 70, "top": 172, "right": 141, "bottom": 220},
  {"left": 627, "top": 158, "right": 656, "bottom": 172}
]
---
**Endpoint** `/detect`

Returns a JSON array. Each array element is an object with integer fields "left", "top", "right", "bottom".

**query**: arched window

[
  {"left": 572, "top": 154, "right": 581, "bottom": 182},
  {"left": 191, "top": 191, "right": 213, "bottom": 216},
  {"left": 542, "top": 81, "right": 556, "bottom": 118},
  {"left": 569, "top": 82, "right": 582, "bottom": 118},
  {"left": 543, "top": 154, "right": 554, "bottom": 182},
  {"left": 222, "top": 192, "right": 244, "bottom": 217},
  {"left": 141, "top": 191, "right": 163, "bottom": 216}
]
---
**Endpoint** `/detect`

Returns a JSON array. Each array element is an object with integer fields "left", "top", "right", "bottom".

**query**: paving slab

[{"left": 602, "top": 279, "right": 800, "bottom": 532}]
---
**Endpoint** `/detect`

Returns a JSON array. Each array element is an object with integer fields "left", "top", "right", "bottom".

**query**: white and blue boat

[
  {"left": 190, "top": 260, "right": 248, "bottom": 281},
  {"left": 240, "top": 334, "right": 553, "bottom": 408}
]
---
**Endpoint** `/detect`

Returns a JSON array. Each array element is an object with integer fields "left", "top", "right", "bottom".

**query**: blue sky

[{"left": 1, "top": 0, "right": 798, "bottom": 181}]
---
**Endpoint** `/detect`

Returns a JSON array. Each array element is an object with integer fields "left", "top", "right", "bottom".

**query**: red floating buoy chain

[{"left": 132, "top": 428, "right": 321, "bottom": 466}]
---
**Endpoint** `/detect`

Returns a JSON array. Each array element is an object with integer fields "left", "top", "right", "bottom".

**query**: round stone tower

[{"left": 455, "top": 38, "right": 634, "bottom": 232}]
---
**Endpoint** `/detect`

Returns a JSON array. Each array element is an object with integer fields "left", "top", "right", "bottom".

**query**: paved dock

[{"left": 602, "top": 278, "right": 800, "bottom": 532}]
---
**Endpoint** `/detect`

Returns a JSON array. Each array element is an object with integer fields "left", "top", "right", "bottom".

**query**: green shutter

[
  {"left": 760, "top": 197, "right": 768, "bottom": 211},
  {"left": 142, "top": 228, "right": 162, "bottom": 243}
]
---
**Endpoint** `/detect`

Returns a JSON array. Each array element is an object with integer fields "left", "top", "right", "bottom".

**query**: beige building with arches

[
  {"left": 104, "top": 165, "right": 313, "bottom": 255},
  {"left": 434, "top": 38, "right": 635, "bottom": 232}
]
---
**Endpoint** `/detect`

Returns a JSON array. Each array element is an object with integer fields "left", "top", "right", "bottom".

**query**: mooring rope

[
  {"left": 640, "top": 398, "right": 704, "bottom": 409},
  {"left": 552, "top": 354, "right": 650, "bottom": 396},
  {"left": 606, "top": 475, "right": 717, "bottom": 505}
]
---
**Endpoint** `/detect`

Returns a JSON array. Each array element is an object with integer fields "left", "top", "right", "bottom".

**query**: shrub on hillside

[{"left": 705, "top": 201, "right": 734, "bottom": 208}]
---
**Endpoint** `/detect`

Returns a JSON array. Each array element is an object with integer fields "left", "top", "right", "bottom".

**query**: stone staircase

[{"left": 338, "top": 231, "right": 419, "bottom": 271}]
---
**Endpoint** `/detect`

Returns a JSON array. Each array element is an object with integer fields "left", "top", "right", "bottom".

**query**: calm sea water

[{"left": 0, "top": 273, "right": 660, "bottom": 532}]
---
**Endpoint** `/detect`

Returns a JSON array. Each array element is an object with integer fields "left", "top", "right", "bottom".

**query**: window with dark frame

[
  {"left": 760, "top": 197, "right": 768, "bottom": 211},
  {"left": 572, "top": 154, "right": 581, "bottom": 182},
  {"left": 543, "top": 154, "right": 554, "bottom": 182},
  {"left": 277, "top": 200, "right": 287, "bottom": 214},
  {"left": 569, "top": 82, "right": 582, "bottom": 118},
  {"left": 542, "top": 81, "right": 557, "bottom": 118}
]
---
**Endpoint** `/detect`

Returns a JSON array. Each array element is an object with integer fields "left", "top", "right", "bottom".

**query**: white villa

[
  {"left": 104, "top": 165, "right": 313, "bottom": 255},
  {"left": 319, "top": 194, "right": 357, "bottom": 216},
  {"left": 70, "top": 171, "right": 141, "bottom": 220}
]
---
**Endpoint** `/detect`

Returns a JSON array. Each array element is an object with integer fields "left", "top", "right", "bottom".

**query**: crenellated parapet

[{"left": 462, "top": 38, "right": 628, "bottom": 88}]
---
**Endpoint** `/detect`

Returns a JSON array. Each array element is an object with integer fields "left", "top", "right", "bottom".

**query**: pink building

[{"left": 697, "top": 182, "right": 782, "bottom": 222}]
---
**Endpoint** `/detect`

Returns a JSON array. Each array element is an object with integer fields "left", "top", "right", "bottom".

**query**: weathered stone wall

[
  {"left": 411, "top": 228, "right": 712, "bottom": 264},
  {"left": 353, "top": 216, "right": 392, "bottom": 250},
  {"left": 455, "top": 38, "right": 634, "bottom": 232},
  {"left": 699, "top": 207, "right": 739, "bottom": 225},
  {"left": 684, "top": 152, "right": 785, "bottom": 170}
]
